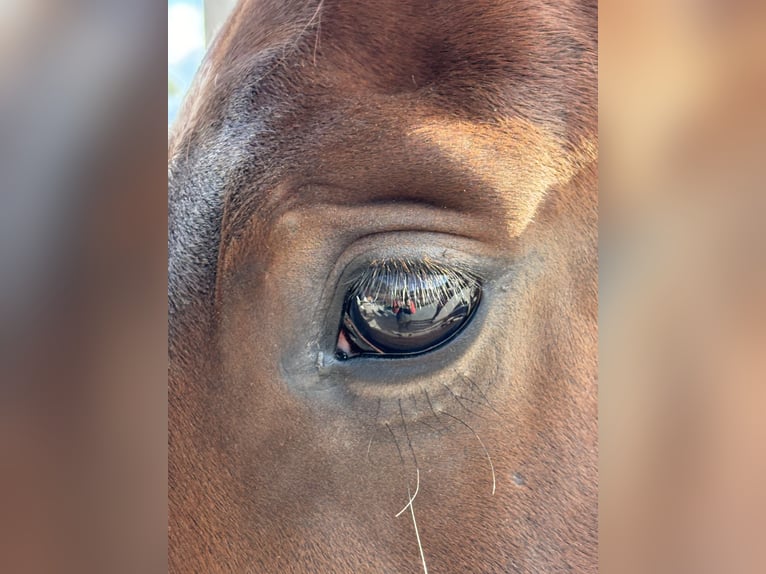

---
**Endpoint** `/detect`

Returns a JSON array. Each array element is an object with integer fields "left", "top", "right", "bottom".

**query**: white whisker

[
  {"left": 366, "top": 437, "right": 373, "bottom": 462},
  {"left": 395, "top": 468, "right": 428, "bottom": 574},
  {"left": 439, "top": 410, "right": 496, "bottom": 495},
  {"left": 395, "top": 468, "right": 420, "bottom": 517},
  {"left": 409, "top": 491, "right": 428, "bottom": 574}
]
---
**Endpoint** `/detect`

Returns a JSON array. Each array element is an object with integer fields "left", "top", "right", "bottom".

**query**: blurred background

[
  {"left": 168, "top": 0, "right": 205, "bottom": 126},
  {"left": 167, "top": 0, "right": 235, "bottom": 126},
  {"left": 600, "top": 1, "right": 766, "bottom": 571},
  {"left": 1, "top": 0, "right": 764, "bottom": 572},
  {"left": 2, "top": 2, "right": 168, "bottom": 572}
]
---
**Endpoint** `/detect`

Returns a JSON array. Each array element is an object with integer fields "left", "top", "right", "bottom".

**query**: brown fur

[{"left": 169, "top": 0, "right": 597, "bottom": 572}]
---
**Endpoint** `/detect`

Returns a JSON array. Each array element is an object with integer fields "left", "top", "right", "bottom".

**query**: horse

[{"left": 168, "top": 0, "right": 597, "bottom": 572}]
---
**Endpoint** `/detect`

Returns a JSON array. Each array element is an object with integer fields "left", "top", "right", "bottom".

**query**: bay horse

[{"left": 169, "top": 0, "right": 597, "bottom": 572}]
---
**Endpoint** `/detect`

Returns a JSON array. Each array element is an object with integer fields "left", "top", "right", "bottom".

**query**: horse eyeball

[{"left": 335, "top": 259, "right": 481, "bottom": 358}]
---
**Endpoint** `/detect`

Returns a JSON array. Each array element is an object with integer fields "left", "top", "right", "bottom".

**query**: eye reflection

[{"left": 336, "top": 259, "right": 481, "bottom": 358}]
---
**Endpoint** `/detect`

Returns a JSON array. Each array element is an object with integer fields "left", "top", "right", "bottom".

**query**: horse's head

[{"left": 169, "top": 0, "right": 597, "bottom": 571}]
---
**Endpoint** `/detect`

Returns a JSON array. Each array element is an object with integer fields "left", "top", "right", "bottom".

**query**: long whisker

[
  {"left": 438, "top": 409, "right": 496, "bottom": 495},
  {"left": 385, "top": 422, "right": 406, "bottom": 467},
  {"left": 451, "top": 391, "right": 488, "bottom": 409},
  {"left": 418, "top": 419, "right": 440, "bottom": 433},
  {"left": 365, "top": 398, "right": 381, "bottom": 464},
  {"left": 461, "top": 374, "right": 502, "bottom": 417},
  {"left": 395, "top": 468, "right": 420, "bottom": 517},
  {"left": 406, "top": 474, "right": 428, "bottom": 574},
  {"left": 442, "top": 383, "right": 486, "bottom": 419},
  {"left": 424, "top": 390, "right": 446, "bottom": 431},
  {"left": 399, "top": 399, "right": 419, "bottom": 469},
  {"left": 386, "top": 422, "right": 429, "bottom": 574},
  {"left": 311, "top": 0, "right": 324, "bottom": 65}
]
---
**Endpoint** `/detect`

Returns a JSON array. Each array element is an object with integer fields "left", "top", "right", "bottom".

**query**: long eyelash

[{"left": 349, "top": 257, "right": 481, "bottom": 304}]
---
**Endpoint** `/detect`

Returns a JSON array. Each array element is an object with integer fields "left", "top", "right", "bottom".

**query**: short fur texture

[{"left": 169, "top": 0, "right": 597, "bottom": 572}]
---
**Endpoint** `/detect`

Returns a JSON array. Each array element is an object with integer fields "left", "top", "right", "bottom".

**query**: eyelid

[{"left": 312, "top": 230, "right": 499, "bottom": 355}]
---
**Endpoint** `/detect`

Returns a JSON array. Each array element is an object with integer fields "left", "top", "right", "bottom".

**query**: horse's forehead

[
  {"left": 204, "top": 0, "right": 595, "bottom": 118},
  {"left": 178, "top": 0, "right": 596, "bottom": 169}
]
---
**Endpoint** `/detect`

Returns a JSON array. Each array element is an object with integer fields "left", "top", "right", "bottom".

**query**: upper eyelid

[{"left": 346, "top": 257, "right": 482, "bottom": 288}]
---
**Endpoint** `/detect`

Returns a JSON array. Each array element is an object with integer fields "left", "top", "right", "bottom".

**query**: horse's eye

[{"left": 335, "top": 259, "right": 481, "bottom": 359}]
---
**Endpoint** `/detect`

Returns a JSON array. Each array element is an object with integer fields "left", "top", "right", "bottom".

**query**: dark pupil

[{"left": 339, "top": 260, "right": 481, "bottom": 357}]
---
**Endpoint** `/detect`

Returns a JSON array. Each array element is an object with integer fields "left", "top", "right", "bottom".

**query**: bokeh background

[
  {"left": 1, "top": 0, "right": 765, "bottom": 572},
  {"left": 600, "top": 1, "right": 766, "bottom": 571}
]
